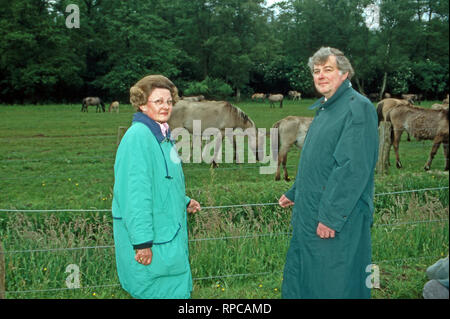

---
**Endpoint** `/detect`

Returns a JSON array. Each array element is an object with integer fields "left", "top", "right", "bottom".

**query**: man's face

[{"left": 313, "top": 55, "right": 348, "bottom": 99}]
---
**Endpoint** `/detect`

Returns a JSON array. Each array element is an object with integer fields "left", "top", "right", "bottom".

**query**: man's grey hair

[{"left": 308, "top": 47, "right": 355, "bottom": 80}]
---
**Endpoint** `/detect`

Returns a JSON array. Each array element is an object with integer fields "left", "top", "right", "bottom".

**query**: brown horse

[
  {"left": 377, "top": 98, "right": 413, "bottom": 142},
  {"left": 387, "top": 104, "right": 449, "bottom": 171},
  {"left": 81, "top": 97, "right": 105, "bottom": 113},
  {"left": 169, "top": 100, "right": 258, "bottom": 165},
  {"left": 251, "top": 93, "right": 266, "bottom": 101},
  {"left": 271, "top": 116, "right": 313, "bottom": 181},
  {"left": 109, "top": 101, "right": 120, "bottom": 113},
  {"left": 288, "top": 90, "right": 301, "bottom": 101}
]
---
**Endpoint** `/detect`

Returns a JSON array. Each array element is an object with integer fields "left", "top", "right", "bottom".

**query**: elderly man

[{"left": 278, "top": 47, "right": 379, "bottom": 298}]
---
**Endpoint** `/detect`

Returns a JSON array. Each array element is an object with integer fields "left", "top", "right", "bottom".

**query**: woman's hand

[
  {"left": 278, "top": 194, "right": 294, "bottom": 208},
  {"left": 187, "top": 199, "right": 201, "bottom": 213},
  {"left": 135, "top": 248, "right": 153, "bottom": 265},
  {"left": 316, "top": 222, "right": 335, "bottom": 239}
]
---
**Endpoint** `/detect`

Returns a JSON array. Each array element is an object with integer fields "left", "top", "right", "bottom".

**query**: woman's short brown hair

[{"left": 129, "top": 75, "right": 179, "bottom": 111}]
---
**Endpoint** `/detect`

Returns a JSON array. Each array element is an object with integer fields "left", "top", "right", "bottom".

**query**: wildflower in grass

[
  {"left": 42, "top": 183, "right": 46, "bottom": 187},
  {"left": 259, "top": 284, "right": 263, "bottom": 288},
  {"left": 221, "top": 288, "right": 225, "bottom": 292},
  {"left": 92, "top": 292, "right": 96, "bottom": 297},
  {"left": 75, "top": 183, "right": 79, "bottom": 187},
  {"left": 43, "top": 267, "right": 47, "bottom": 272},
  {"left": 274, "top": 288, "right": 278, "bottom": 292},
  {"left": 68, "top": 178, "right": 72, "bottom": 181}
]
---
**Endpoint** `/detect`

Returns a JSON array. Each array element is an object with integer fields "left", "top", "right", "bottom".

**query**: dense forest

[{"left": 0, "top": 0, "right": 448, "bottom": 103}]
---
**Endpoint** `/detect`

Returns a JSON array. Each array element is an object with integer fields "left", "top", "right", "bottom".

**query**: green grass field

[{"left": 0, "top": 99, "right": 448, "bottom": 299}]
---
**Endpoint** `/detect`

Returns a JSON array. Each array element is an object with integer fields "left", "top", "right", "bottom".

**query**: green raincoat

[
  {"left": 282, "top": 80, "right": 379, "bottom": 299},
  {"left": 112, "top": 112, "right": 192, "bottom": 299}
]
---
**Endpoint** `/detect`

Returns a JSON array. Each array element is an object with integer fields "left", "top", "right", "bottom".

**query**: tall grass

[{"left": 0, "top": 101, "right": 448, "bottom": 299}]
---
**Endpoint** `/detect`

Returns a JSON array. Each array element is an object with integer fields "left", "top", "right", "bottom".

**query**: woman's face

[{"left": 140, "top": 88, "right": 173, "bottom": 123}]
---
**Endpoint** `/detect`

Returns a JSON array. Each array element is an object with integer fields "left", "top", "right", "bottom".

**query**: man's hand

[
  {"left": 278, "top": 194, "right": 294, "bottom": 208},
  {"left": 135, "top": 248, "right": 152, "bottom": 265},
  {"left": 187, "top": 199, "right": 201, "bottom": 213},
  {"left": 316, "top": 222, "right": 335, "bottom": 239}
]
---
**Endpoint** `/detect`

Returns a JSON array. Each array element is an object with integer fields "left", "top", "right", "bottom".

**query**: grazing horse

[
  {"left": 268, "top": 94, "right": 283, "bottom": 108},
  {"left": 387, "top": 104, "right": 449, "bottom": 171},
  {"left": 169, "top": 100, "right": 258, "bottom": 166},
  {"left": 401, "top": 93, "right": 422, "bottom": 105},
  {"left": 81, "top": 97, "right": 105, "bottom": 113},
  {"left": 288, "top": 90, "right": 301, "bottom": 101},
  {"left": 271, "top": 116, "right": 313, "bottom": 181},
  {"left": 251, "top": 93, "right": 266, "bottom": 101},
  {"left": 109, "top": 101, "right": 120, "bottom": 113}
]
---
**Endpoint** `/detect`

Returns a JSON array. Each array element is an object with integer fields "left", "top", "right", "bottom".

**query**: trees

[{"left": 0, "top": 0, "right": 447, "bottom": 103}]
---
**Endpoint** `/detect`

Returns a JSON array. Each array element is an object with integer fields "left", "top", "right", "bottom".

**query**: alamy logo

[
  {"left": 365, "top": 264, "right": 380, "bottom": 289},
  {"left": 65, "top": 264, "right": 81, "bottom": 289},
  {"left": 170, "top": 121, "right": 279, "bottom": 175},
  {"left": 65, "top": 4, "right": 80, "bottom": 29}
]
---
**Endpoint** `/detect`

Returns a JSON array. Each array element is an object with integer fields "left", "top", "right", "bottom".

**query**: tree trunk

[{"left": 380, "top": 72, "right": 388, "bottom": 100}]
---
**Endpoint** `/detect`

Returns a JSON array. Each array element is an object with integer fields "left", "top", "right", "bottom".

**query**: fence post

[
  {"left": 0, "top": 240, "right": 5, "bottom": 299},
  {"left": 376, "top": 121, "right": 392, "bottom": 175},
  {"left": 116, "top": 126, "right": 128, "bottom": 146}
]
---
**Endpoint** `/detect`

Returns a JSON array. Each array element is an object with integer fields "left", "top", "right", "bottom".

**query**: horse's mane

[{"left": 224, "top": 102, "right": 255, "bottom": 127}]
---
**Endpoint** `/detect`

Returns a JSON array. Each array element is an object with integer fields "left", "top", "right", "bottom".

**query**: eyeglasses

[{"left": 148, "top": 99, "right": 174, "bottom": 107}]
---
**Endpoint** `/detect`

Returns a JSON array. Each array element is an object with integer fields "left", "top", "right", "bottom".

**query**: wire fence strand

[{"left": 0, "top": 186, "right": 447, "bottom": 213}]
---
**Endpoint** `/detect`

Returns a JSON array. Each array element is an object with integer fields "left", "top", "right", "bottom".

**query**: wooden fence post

[
  {"left": 0, "top": 240, "right": 5, "bottom": 299},
  {"left": 376, "top": 121, "right": 393, "bottom": 175},
  {"left": 116, "top": 126, "right": 128, "bottom": 146}
]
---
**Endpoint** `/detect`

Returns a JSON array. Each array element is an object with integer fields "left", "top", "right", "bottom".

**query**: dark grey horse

[{"left": 81, "top": 97, "right": 105, "bottom": 112}]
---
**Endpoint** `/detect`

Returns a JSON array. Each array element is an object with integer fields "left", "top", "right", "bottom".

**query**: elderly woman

[{"left": 112, "top": 75, "right": 201, "bottom": 299}]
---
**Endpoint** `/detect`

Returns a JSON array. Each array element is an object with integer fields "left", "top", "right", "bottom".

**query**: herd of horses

[
  {"left": 81, "top": 97, "right": 119, "bottom": 113},
  {"left": 83, "top": 91, "right": 448, "bottom": 181},
  {"left": 251, "top": 90, "right": 301, "bottom": 108}
]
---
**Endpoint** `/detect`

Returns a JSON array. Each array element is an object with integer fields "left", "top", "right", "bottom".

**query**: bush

[{"left": 184, "top": 77, "right": 233, "bottom": 99}]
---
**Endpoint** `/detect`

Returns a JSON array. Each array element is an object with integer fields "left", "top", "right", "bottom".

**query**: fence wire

[
  {"left": 0, "top": 186, "right": 448, "bottom": 297},
  {"left": 2, "top": 255, "right": 444, "bottom": 296},
  {"left": 0, "top": 186, "right": 447, "bottom": 213}
]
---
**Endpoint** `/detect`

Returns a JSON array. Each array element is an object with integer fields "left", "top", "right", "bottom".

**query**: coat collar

[
  {"left": 132, "top": 112, "right": 171, "bottom": 143},
  {"left": 309, "top": 79, "right": 352, "bottom": 110}
]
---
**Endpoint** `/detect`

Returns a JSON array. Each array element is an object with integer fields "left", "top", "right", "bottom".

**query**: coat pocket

[{"left": 149, "top": 223, "right": 188, "bottom": 276}]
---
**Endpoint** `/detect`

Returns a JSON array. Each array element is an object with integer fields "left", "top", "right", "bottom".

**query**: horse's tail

[{"left": 376, "top": 101, "right": 384, "bottom": 126}]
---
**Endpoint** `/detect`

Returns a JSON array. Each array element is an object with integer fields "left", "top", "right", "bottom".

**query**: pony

[
  {"left": 169, "top": 100, "right": 259, "bottom": 166},
  {"left": 387, "top": 104, "right": 449, "bottom": 171},
  {"left": 377, "top": 98, "right": 413, "bottom": 142},
  {"left": 268, "top": 94, "right": 283, "bottom": 108},
  {"left": 271, "top": 116, "right": 313, "bottom": 181},
  {"left": 81, "top": 97, "right": 105, "bottom": 113},
  {"left": 109, "top": 101, "right": 120, "bottom": 113},
  {"left": 288, "top": 90, "right": 301, "bottom": 101},
  {"left": 251, "top": 93, "right": 266, "bottom": 101}
]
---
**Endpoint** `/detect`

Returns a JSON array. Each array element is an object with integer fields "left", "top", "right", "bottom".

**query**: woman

[{"left": 112, "top": 74, "right": 201, "bottom": 299}]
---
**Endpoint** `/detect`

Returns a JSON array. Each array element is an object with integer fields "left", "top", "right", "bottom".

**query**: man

[{"left": 278, "top": 47, "right": 378, "bottom": 298}]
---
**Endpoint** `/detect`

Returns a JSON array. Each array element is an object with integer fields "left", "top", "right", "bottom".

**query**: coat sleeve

[
  {"left": 284, "top": 183, "right": 296, "bottom": 202},
  {"left": 317, "top": 102, "right": 378, "bottom": 232},
  {"left": 120, "top": 127, "right": 155, "bottom": 248}
]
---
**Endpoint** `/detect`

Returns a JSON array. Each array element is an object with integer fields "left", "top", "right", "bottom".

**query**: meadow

[{"left": 0, "top": 99, "right": 448, "bottom": 299}]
